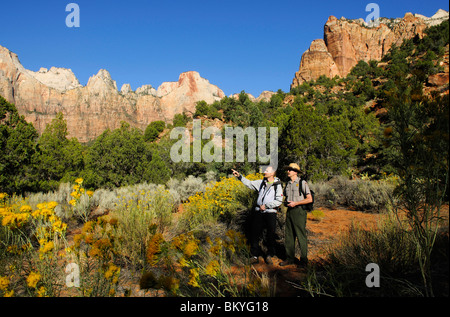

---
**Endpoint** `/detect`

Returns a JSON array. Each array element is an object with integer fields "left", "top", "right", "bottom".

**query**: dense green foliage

[
  {"left": 34, "top": 113, "right": 85, "bottom": 192},
  {"left": 0, "top": 96, "right": 39, "bottom": 194},
  {"left": 0, "top": 21, "right": 448, "bottom": 195},
  {"left": 82, "top": 122, "right": 171, "bottom": 189},
  {"left": 144, "top": 120, "right": 165, "bottom": 142}
]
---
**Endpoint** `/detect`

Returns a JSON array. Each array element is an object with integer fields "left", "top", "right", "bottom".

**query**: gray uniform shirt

[{"left": 284, "top": 176, "right": 311, "bottom": 203}]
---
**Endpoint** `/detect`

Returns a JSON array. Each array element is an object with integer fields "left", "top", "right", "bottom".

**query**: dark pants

[
  {"left": 284, "top": 206, "right": 308, "bottom": 262},
  {"left": 250, "top": 211, "right": 277, "bottom": 257}
]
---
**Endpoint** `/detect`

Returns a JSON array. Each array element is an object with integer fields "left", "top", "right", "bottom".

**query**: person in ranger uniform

[{"left": 280, "top": 163, "right": 312, "bottom": 267}]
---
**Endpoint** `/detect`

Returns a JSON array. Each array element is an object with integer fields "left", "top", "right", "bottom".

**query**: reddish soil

[
  {"left": 306, "top": 208, "right": 382, "bottom": 260},
  {"left": 250, "top": 207, "right": 383, "bottom": 296}
]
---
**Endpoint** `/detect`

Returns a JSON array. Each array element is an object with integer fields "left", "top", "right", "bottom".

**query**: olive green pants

[{"left": 284, "top": 206, "right": 308, "bottom": 262}]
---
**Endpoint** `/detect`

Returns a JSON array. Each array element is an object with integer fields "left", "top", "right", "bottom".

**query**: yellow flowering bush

[
  {"left": 0, "top": 198, "right": 66, "bottom": 255},
  {"left": 0, "top": 275, "right": 13, "bottom": 297},
  {"left": 146, "top": 232, "right": 165, "bottom": 266},
  {"left": 143, "top": 231, "right": 201, "bottom": 272},
  {"left": 71, "top": 216, "right": 118, "bottom": 261},
  {"left": 26, "top": 271, "right": 41, "bottom": 289},
  {"left": 0, "top": 196, "right": 69, "bottom": 297},
  {"left": 104, "top": 264, "right": 120, "bottom": 284},
  {"left": 188, "top": 229, "right": 270, "bottom": 297},
  {"left": 1, "top": 211, "right": 30, "bottom": 229},
  {"left": 107, "top": 186, "right": 177, "bottom": 269},
  {"left": 188, "top": 268, "right": 200, "bottom": 288},
  {"left": 69, "top": 178, "right": 94, "bottom": 223},
  {"left": 69, "top": 215, "right": 121, "bottom": 297},
  {"left": 0, "top": 173, "right": 271, "bottom": 298},
  {"left": 204, "top": 260, "right": 220, "bottom": 277},
  {"left": 137, "top": 226, "right": 266, "bottom": 297},
  {"left": 182, "top": 174, "right": 261, "bottom": 229},
  {"left": 0, "top": 192, "right": 7, "bottom": 199},
  {"left": 0, "top": 276, "right": 10, "bottom": 290}
]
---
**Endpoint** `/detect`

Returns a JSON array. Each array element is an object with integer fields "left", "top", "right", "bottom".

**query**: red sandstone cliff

[
  {"left": 0, "top": 45, "right": 225, "bottom": 143},
  {"left": 291, "top": 9, "right": 449, "bottom": 88}
]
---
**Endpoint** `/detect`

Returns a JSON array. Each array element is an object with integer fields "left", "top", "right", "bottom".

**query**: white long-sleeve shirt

[{"left": 239, "top": 176, "right": 283, "bottom": 213}]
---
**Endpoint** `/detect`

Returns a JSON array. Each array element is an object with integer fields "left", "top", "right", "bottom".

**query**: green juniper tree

[{"left": 0, "top": 96, "right": 39, "bottom": 194}]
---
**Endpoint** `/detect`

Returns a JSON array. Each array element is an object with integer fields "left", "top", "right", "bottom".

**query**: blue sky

[{"left": 1, "top": 0, "right": 448, "bottom": 97}]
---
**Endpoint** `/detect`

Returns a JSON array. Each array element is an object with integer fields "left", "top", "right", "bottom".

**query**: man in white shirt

[{"left": 232, "top": 166, "right": 283, "bottom": 265}]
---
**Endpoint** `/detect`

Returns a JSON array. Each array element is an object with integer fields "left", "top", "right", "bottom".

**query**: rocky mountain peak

[
  {"left": 86, "top": 69, "right": 118, "bottom": 93},
  {"left": 291, "top": 9, "right": 449, "bottom": 88},
  {"left": 0, "top": 45, "right": 227, "bottom": 142},
  {"left": 27, "top": 67, "right": 82, "bottom": 92}
]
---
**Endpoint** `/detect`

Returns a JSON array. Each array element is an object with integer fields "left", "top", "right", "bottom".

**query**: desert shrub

[
  {"left": 167, "top": 175, "right": 212, "bottom": 203},
  {"left": 310, "top": 209, "right": 325, "bottom": 221},
  {"left": 312, "top": 176, "right": 396, "bottom": 212},
  {"left": 1, "top": 176, "right": 272, "bottom": 298},
  {"left": 181, "top": 175, "right": 257, "bottom": 231},
  {"left": 68, "top": 178, "right": 95, "bottom": 223},
  {"left": 69, "top": 217, "right": 121, "bottom": 296},
  {"left": 348, "top": 180, "right": 395, "bottom": 212},
  {"left": 90, "top": 188, "right": 119, "bottom": 213},
  {"left": 301, "top": 215, "right": 426, "bottom": 296},
  {"left": 109, "top": 185, "right": 178, "bottom": 269},
  {"left": 26, "top": 183, "right": 73, "bottom": 220},
  {"left": 26, "top": 179, "right": 95, "bottom": 223},
  {"left": 139, "top": 228, "right": 271, "bottom": 297}
]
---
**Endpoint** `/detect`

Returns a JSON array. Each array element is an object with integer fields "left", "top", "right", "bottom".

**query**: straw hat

[{"left": 284, "top": 163, "right": 301, "bottom": 173}]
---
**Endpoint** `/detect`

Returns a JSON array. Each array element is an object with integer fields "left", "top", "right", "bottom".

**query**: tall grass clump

[
  {"left": 109, "top": 185, "right": 178, "bottom": 269},
  {"left": 300, "top": 213, "right": 448, "bottom": 296}
]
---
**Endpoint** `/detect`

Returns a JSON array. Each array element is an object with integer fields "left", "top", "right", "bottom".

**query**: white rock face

[
  {"left": 86, "top": 69, "right": 118, "bottom": 92},
  {"left": 425, "top": 9, "right": 449, "bottom": 26},
  {"left": 135, "top": 84, "right": 157, "bottom": 96},
  {"left": 27, "top": 67, "right": 82, "bottom": 91},
  {"left": 359, "top": 9, "right": 449, "bottom": 28},
  {"left": 120, "top": 83, "right": 133, "bottom": 94}
]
